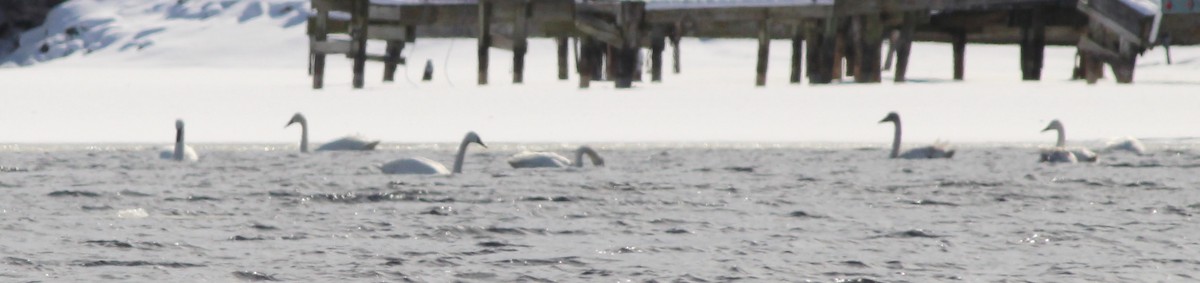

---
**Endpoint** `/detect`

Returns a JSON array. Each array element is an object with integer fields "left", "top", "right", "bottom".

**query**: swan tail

[{"left": 362, "top": 141, "right": 381, "bottom": 150}]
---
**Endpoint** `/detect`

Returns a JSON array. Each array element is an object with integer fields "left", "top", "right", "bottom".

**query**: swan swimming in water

[
  {"left": 381, "top": 131, "right": 486, "bottom": 175},
  {"left": 1104, "top": 136, "right": 1146, "bottom": 155},
  {"left": 507, "top": 146, "right": 605, "bottom": 169},
  {"left": 1040, "top": 120, "right": 1097, "bottom": 163},
  {"left": 286, "top": 113, "right": 379, "bottom": 152},
  {"left": 159, "top": 119, "right": 199, "bottom": 162},
  {"left": 878, "top": 112, "right": 954, "bottom": 159}
]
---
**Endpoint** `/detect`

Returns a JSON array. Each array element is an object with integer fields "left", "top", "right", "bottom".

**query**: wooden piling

[
  {"left": 477, "top": 1, "right": 491, "bottom": 85},
  {"left": 513, "top": 1, "right": 529, "bottom": 84},
  {"left": 650, "top": 35, "right": 665, "bottom": 82},
  {"left": 847, "top": 16, "right": 861, "bottom": 79},
  {"left": 856, "top": 14, "right": 883, "bottom": 83},
  {"left": 579, "top": 37, "right": 593, "bottom": 88},
  {"left": 671, "top": 22, "right": 682, "bottom": 74},
  {"left": 756, "top": 19, "right": 769, "bottom": 86},
  {"left": 804, "top": 23, "right": 820, "bottom": 83},
  {"left": 789, "top": 24, "right": 803, "bottom": 84},
  {"left": 883, "top": 30, "right": 897, "bottom": 71},
  {"left": 383, "top": 41, "right": 404, "bottom": 82},
  {"left": 1110, "top": 56, "right": 1136, "bottom": 83},
  {"left": 613, "top": 1, "right": 644, "bottom": 88},
  {"left": 312, "top": 8, "right": 328, "bottom": 89},
  {"left": 952, "top": 30, "right": 966, "bottom": 81},
  {"left": 556, "top": 37, "right": 568, "bottom": 80},
  {"left": 1019, "top": 8, "right": 1046, "bottom": 81},
  {"left": 893, "top": 12, "right": 915, "bottom": 83},
  {"left": 351, "top": 0, "right": 368, "bottom": 89}
]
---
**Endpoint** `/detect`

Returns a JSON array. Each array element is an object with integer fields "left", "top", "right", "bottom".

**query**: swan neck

[
  {"left": 452, "top": 137, "right": 471, "bottom": 174},
  {"left": 1056, "top": 127, "right": 1066, "bottom": 147},
  {"left": 174, "top": 128, "right": 185, "bottom": 161},
  {"left": 573, "top": 149, "right": 585, "bottom": 168},
  {"left": 299, "top": 120, "right": 309, "bottom": 153},
  {"left": 890, "top": 120, "right": 902, "bottom": 159}
]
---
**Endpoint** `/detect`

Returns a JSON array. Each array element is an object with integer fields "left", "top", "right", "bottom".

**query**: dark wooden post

[
  {"left": 951, "top": 30, "right": 966, "bottom": 81},
  {"left": 856, "top": 13, "right": 883, "bottom": 83},
  {"left": 650, "top": 35, "right": 665, "bottom": 82},
  {"left": 671, "top": 22, "right": 682, "bottom": 74},
  {"left": 1110, "top": 56, "right": 1136, "bottom": 83},
  {"left": 805, "top": 23, "right": 820, "bottom": 83},
  {"left": 556, "top": 37, "right": 568, "bottom": 80},
  {"left": 579, "top": 37, "right": 593, "bottom": 88},
  {"left": 351, "top": 0, "right": 368, "bottom": 89},
  {"left": 383, "top": 41, "right": 404, "bottom": 82},
  {"left": 513, "top": 1, "right": 529, "bottom": 84},
  {"left": 790, "top": 24, "right": 803, "bottom": 84},
  {"left": 756, "top": 18, "right": 770, "bottom": 86},
  {"left": 312, "top": 7, "right": 328, "bottom": 89},
  {"left": 883, "top": 30, "right": 897, "bottom": 71},
  {"left": 1083, "top": 53, "right": 1102, "bottom": 84},
  {"left": 894, "top": 12, "right": 916, "bottom": 83},
  {"left": 814, "top": 16, "right": 839, "bottom": 84},
  {"left": 477, "top": 1, "right": 492, "bottom": 85},
  {"left": 1019, "top": 8, "right": 1046, "bottom": 81},
  {"left": 847, "top": 16, "right": 862, "bottom": 79},
  {"left": 613, "top": 1, "right": 644, "bottom": 88}
]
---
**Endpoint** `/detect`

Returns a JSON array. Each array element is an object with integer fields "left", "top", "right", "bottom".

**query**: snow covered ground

[{"left": 2, "top": 0, "right": 1199, "bottom": 145}]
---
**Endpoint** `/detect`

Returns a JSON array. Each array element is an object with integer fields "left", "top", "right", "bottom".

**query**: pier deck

[{"left": 307, "top": 0, "right": 1196, "bottom": 89}]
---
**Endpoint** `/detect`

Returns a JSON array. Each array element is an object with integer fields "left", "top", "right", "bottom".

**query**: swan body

[
  {"left": 286, "top": 113, "right": 379, "bottom": 153},
  {"left": 381, "top": 132, "right": 486, "bottom": 175},
  {"left": 381, "top": 157, "right": 450, "bottom": 175},
  {"left": 507, "top": 146, "right": 605, "bottom": 169},
  {"left": 879, "top": 112, "right": 954, "bottom": 159},
  {"left": 1040, "top": 120, "right": 1096, "bottom": 163},
  {"left": 160, "top": 119, "right": 199, "bottom": 162},
  {"left": 1105, "top": 136, "right": 1146, "bottom": 155}
]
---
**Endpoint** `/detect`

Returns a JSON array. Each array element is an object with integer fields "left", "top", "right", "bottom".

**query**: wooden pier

[{"left": 307, "top": 0, "right": 1197, "bottom": 89}]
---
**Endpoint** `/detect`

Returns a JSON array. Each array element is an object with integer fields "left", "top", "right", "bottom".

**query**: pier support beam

[
  {"left": 477, "top": 1, "right": 492, "bottom": 85},
  {"left": 790, "top": 24, "right": 803, "bottom": 84},
  {"left": 855, "top": 14, "right": 883, "bottom": 83},
  {"left": 578, "top": 37, "right": 604, "bottom": 88},
  {"left": 671, "top": 22, "right": 682, "bottom": 74},
  {"left": 556, "top": 37, "right": 568, "bottom": 80},
  {"left": 350, "top": 0, "right": 368, "bottom": 89},
  {"left": 1019, "top": 8, "right": 1046, "bottom": 81},
  {"left": 383, "top": 41, "right": 404, "bottom": 82},
  {"left": 893, "top": 12, "right": 916, "bottom": 83},
  {"left": 311, "top": 8, "right": 329, "bottom": 89},
  {"left": 613, "top": 1, "right": 644, "bottom": 88},
  {"left": 811, "top": 17, "right": 839, "bottom": 84},
  {"left": 650, "top": 34, "right": 665, "bottom": 82},
  {"left": 512, "top": 1, "right": 529, "bottom": 84},
  {"left": 951, "top": 30, "right": 966, "bottom": 81},
  {"left": 805, "top": 23, "right": 820, "bottom": 83},
  {"left": 756, "top": 19, "right": 769, "bottom": 86}
]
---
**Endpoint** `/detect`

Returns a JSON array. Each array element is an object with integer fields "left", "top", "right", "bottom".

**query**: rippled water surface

[{"left": 1, "top": 143, "right": 1198, "bottom": 282}]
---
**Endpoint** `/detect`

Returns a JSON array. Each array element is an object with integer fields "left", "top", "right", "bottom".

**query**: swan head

[
  {"left": 879, "top": 112, "right": 900, "bottom": 124},
  {"left": 1042, "top": 120, "right": 1063, "bottom": 132},
  {"left": 286, "top": 113, "right": 307, "bottom": 128},
  {"left": 464, "top": 131, "right": 486, "bottom": 148},
  {"left": 175, "top": 119, "right": 184, "bottom": 130}
]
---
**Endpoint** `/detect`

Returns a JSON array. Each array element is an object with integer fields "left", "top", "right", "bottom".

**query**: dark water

[{"left": 0, "top": 143, "right": 1198, "bottom": 282}]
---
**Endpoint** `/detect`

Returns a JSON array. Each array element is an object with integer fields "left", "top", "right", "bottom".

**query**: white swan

[
  {"left": 286, "top": 113, "right": 379, "bottom": 152},
  {"left": 381, "top": 131, "right": 486, "bottom": 175},
  {"left": 159, "top": 119, "right": 199, "bottom": 162},
  {"left": 878, "top": 112, "right": 954, "bottom": 159},
  {"left": 1039, "top": 120, "right": 1097, "bottom": 163},
  {"left": 1104, "top": 136, "right": 1146, "bottom": 155},
  {"left": 507, "top": 146, "right": 605, "bottom": 169}
]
